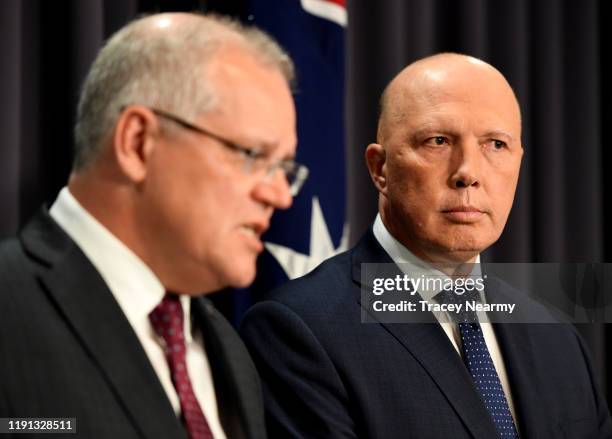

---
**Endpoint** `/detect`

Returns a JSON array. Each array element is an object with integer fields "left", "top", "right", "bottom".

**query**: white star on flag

[{"left": 265, "top": 197, "right": 350, "bottom": 280}]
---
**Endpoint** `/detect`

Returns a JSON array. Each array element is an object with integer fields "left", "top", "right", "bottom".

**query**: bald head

[
  {"left": 73, "top": 12, "right": 293, "bottom": 170},
  {"left": 378, "top": 53, "right": 521, "bottom": 144}
]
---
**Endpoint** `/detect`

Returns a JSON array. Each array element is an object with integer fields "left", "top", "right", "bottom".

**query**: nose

[
  {"left": 252, "top": 170, "right": 293, "bottom": 210},
  {"left": 449, "top": 140, "right": 481, "bottom": 189}
]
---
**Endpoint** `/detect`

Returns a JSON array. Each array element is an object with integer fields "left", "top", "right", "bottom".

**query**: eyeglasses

[{"left": 146, "top": 107, "right": 309, "bottom": 197}]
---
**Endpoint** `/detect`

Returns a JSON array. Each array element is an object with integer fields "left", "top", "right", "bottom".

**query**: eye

[
  {"left": 425, "top": 136, "right": 449, "bottom": 146},
  {"left": 491, "top": 139, "right": 507, "bottom": 150},
  {"left": 237, "top": 145, "right": 267, "bottom": 161},
  {"left": 243, "top": 147, "right": 264, "bottom": 159}
]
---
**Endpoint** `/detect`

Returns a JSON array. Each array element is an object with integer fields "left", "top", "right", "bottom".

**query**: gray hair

[{"left": 73, "top": 13, "right": 294, "bottom": 170}]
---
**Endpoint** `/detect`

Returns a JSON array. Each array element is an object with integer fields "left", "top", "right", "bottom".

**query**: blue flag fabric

[{"left": 228, "top": 0, "right": 348, "bottom": 323}]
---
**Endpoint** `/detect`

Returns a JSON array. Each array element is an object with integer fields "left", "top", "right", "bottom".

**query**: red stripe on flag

[{"left": 323, "top": 0, "right": 346, "bottom": 8}]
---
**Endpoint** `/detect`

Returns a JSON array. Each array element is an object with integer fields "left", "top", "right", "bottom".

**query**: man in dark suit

[
  {"left": 0, "top": 12, "right": 307, "bottom": 439},
  {"left": 240, "top": 53, "right": 612, "bottom": 438}
]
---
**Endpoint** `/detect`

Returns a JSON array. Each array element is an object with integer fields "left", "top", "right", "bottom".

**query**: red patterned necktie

[{"left": 149, "top": 294, "right": 213, "bottom": 439}]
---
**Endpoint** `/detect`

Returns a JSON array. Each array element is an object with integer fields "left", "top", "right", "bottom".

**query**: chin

[
  {"left": 230, "top": 277, "right": 256, "bottom": 289},
  {"left": 443, "top": 227, "right": 495, "bottom": 248},
  {"left": 226, "top": 265, "right": 257, "bottom": 289}
]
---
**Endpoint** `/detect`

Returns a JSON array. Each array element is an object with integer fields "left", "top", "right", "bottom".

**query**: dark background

[{"left": 1, "top": 0, "right": 610, "bottom": 401}]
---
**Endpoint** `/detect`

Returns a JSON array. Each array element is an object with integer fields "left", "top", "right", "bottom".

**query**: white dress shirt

[
  {"left": 372, "top": 214, "right": 518, "bottom": 423},
  {"left": 50, "top": 187, "right": 226, "bottom": 439}
]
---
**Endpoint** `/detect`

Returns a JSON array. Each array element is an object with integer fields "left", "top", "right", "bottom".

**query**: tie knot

[
  {"left": 149, "top": 294, "right": 185, "bottom": 349},
  {"left": 434, "top": 286, "right": 480, "bottom": 304},
  {"left": 434, "top": 286, "right": 480, "bottom": 323}
]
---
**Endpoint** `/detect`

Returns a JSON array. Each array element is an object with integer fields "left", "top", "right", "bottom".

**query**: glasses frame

[{"left": 132, "top": 106, "right": 308, "bottom": 197}]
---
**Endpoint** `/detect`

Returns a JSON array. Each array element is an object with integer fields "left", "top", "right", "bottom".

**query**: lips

[
  {"left": 238, "top": 221, "right": 269, "bottom": 252},
  {"left": 441, "top": 205, "right": 485, "bottom": 223}
]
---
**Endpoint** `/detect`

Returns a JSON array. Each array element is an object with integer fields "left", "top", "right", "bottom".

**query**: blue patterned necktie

[
  {"left": 435, "top": 288, "right": 519, "bottom": 438},
  {"left": 459, "top": 323, "right": 519, "bottom": 438}
]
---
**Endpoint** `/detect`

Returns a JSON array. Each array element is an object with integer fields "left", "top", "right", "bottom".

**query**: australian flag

[{"left": 224, "top": 0, "right": 348, "bottom": 324}]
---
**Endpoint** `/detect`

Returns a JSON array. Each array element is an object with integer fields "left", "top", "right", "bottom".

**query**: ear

[
  {"left": 112, "top": 106, "right": 160, "bottom": 183},
  {"left": 365, "top": 143, "right": 388, "bottom": 195}
]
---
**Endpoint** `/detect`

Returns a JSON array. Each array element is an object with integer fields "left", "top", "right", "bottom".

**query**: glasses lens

[
  {"left": 261, "top": 160, "right": 309, "bottom": 197},
  {"left": 286, "top": 163, "right": 309, "bottom": 196}
]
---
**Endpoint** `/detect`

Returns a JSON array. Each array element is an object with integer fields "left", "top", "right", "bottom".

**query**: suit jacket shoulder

[
  {"left": 0, "top": 209, "right": 266, "bottom": 439},
  {"left": 241, "top": 229, "right": 612, "bottom": 439},
  {"left": 0, "top": 210, "right": 189, "bottom": 438}
]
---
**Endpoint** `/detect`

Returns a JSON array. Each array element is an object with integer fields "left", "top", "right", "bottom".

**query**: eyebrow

[
  {"left": 257, "top": 141, "right": 296, "bottom": 161},
  {"left": 410, "top": 128, "right": 515, "bottom": 142},
  {"left": 411, "top": 127, "right": 460, "bottom": 141},
  {"left": 481, "top": 130, "right": 515, "bottom": 142}
]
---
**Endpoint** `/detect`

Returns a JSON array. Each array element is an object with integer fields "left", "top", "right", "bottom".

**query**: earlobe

[
  {"left": 365, "top": 143, "right": 387, "bottom": 194},
  {"left": 113, "top": 106, "right": 158, "bottom": 183}
]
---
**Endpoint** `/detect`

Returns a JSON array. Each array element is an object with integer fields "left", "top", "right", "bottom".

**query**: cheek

[
  {"left": 190, "top": 179, "right": 256, "bottom": 249},
  {"left": 172, "top": 158, "right": 244, "bottom": 223},
  {"left": 489, "top": 172, "right": 520, "bottom": 219},
  {"left": 144, "top": 160, "right": 235, "bottom": 247},
  {"left": 387, "top": 164, "right": 444, "bottom": 212}
]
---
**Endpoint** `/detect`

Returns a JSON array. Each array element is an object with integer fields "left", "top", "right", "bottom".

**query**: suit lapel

[
  {"left": 493, "top": 323, "right": 547, "bottom": 438},
  {"left": 486, "top": 277, "right": 552, "bottom": 438},
  {"left": 192, "top": 297, "right": 265, "bottom": 439},
  {"left": 380, "top": 323, "right": 501, "bottom": 438},
  {"left": 21, "top": 210, "right": 187, "bottom": 439},
  {"left": 351, "top": 230, "right": 500, "bottom": 439}
]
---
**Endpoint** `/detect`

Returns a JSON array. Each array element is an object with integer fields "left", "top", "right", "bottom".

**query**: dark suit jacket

[
  {"left": 0, "top": 209, "right": 266, "bottom": 439},
  {"left": 240, "top": 230, "right": 612, "bottom": 438}
]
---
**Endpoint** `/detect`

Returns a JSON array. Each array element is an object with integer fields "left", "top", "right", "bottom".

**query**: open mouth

[
  {"left": 238, "top": 223, "right": 267, "bottom": 251},
  {"left": 239, "top": 225, "right": 259, "bottom": 237}
]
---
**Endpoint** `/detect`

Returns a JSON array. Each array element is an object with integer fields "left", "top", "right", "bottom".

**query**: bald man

[
  {"left": 0, "top": 13, "right": 307, "bottom": 439},
  {"left": 240, "top": 54, "right": 612, "bottom": 438}
]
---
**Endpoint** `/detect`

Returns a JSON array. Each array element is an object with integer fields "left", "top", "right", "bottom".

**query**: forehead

[
  {"left": 386, "top": 65, "right": 521, "bottom": 138},
  {"left": 207, "top": 46, "right": 290, "bottom": 111},
  {"left": 201, "top": 46, "right": 297, "bottom": 152}
]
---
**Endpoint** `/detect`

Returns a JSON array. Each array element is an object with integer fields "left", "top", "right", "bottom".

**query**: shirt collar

[{"left": 372, "top": 213, "right": 482, "bottom": 302}]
